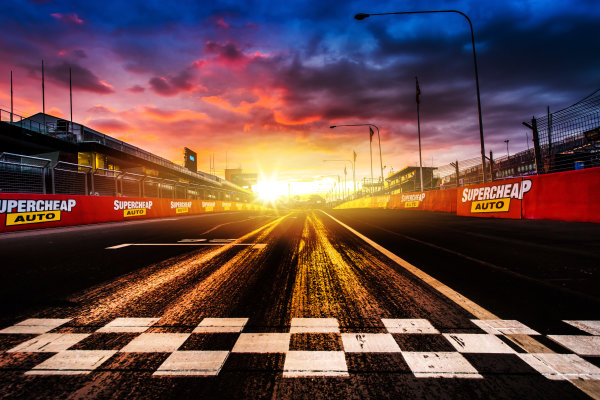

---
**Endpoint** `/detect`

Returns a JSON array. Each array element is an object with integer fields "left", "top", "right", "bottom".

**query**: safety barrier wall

[
  {"left": 0, "top": 194, "right": 264, "bottom": 233},
  {"left": 335, "top": 167, "right": 600, "bottom": 223},
  {"left": 522, "top": 168, "right": 600, "bottom": 223}
]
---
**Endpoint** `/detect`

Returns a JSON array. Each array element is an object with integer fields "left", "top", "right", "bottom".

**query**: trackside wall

[
  {"left": 0, "top": 194, "right": 265, "bottom": 233},
  {"left": 334, "top": 167, "right": 600, "bottom": 223}
]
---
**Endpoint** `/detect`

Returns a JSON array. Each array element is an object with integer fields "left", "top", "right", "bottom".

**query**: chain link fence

[
  {"left": 0, "top": 152, "right": 246, "bottom": 201},
  {"left": 528, "top": 89, "right": 600, "bottom": 173}
]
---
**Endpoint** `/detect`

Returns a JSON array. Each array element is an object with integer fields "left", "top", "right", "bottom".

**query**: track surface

[{"left": 0, "top": 209, "right": 599, "bottom": 399}]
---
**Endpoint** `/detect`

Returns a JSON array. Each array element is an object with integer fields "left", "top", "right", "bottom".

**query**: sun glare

[{"left": 254, "top": 180, "right": 287, "bottom": 201}]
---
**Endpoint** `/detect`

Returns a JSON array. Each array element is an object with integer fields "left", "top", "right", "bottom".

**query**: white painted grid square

[
  {"left": 25, "top": 350, "right": 116, "bottom": 375},
  {"left": 232, "top": 333, "right": 290, "bottom": 353},
  {"left": 518, "top": 353, "right": 600, "bottom": 380},
  {"left": 290, "top": 318, "right": 340, "bottom": 333},
  {"left": 96, "top": 317, "right": 160, "bottom": 333},
  {"left": 564, "top": 320, "right": 600, "bottom": 336},
  {"left": 341, "top": 333, "right": 401, "bottom": 353},
  {"left": 120, "top": 333, "right": 190, "bottom": 353},
  {"left": 548, "top": 335, "right": 600, "bottom": 356},
  {"left": 154, "top": 351, "right": 230, "bottom": 376},
  {"left": 443, "top": 333, "right": 516, "bottom": 354},
  {"left": 193, "top": 318, "right": 249, "bottom": 333},
  {"left": 7, "top": 333, "right": 90, "bottom": 353},
  {"left": 402, "top": 352, "right": 482, "bottom": 379},
  {"left": 283, "top": 351, "right": 348, "bottom": 377},
  {"left": 0, "top": 318, "right": 71, "bottom": 335},
  {"left": 471, "top": 319, "right": 539, "bottom": 335},
  {"left": 382, "top": 319, "right": 439, "bottom": 334}
]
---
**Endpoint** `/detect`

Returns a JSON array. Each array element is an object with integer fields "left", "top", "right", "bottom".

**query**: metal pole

[
  {"left": 10, "top": 70, "right": 13, "bottom": 123},
  {"left": 69, "top": 67, "right": 73, "bottom": 125},
  {"left": 375, "top": 126, "right": 384, "bottom": 192},
  {"left": 355, "top": 10, "right": 486, "bottom": 182},
  {"left": 369, "top": 129, "right": 373, "bottom": 189},
  {"left": 42, "top": 60, "right": 46, "bottom": 133},
  {"left": 505, "top": 139, "right": 509, "bottom": 158},
  {"left": 416, "top": 77, "right": 424, "bottom": 192}
]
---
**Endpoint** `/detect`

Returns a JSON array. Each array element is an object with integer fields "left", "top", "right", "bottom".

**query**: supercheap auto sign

[
  {"left": 457, "top": 178, "right": 532, "bottom": 219},
  {"left": 0, "top": 198, "right": 77, "bottom": 226}
]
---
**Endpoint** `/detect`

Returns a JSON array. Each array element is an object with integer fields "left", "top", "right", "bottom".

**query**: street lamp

[
  {"left": 323, "top": 159, "right": 355, "bottom": 195},
  {"left": 330, "top": 124, "right": 384, "bottom": 193},
  {"left": 504, "top": 139, "right": 510, "bottom": 158},
  {"left": 355, "top": 10, "right": 487, "bottom": 183}
]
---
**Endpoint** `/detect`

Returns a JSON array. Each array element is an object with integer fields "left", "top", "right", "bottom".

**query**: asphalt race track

[{"left": 0, "top": 209, "right": 599, "bottom": 399}]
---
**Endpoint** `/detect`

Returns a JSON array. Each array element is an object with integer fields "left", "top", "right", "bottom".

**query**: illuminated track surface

[{"left": 0, "top": 210, "right": 599, "bottom": 399}]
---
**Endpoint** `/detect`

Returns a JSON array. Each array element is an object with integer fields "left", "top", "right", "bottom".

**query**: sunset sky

[{"left": 1, "top": 0, "right": 598, "bottom": 191}]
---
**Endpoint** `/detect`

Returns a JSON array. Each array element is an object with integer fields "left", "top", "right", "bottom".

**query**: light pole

[
  {"left": 504, "top": 139, "right": 510, "bottom": 158},
  {"left": 330, "top": 124, "right": 384, "bottom": 193},
  {"left": 324, "top": 159, "right": 355, "bottom": 195},
  {"left": 355, "top": 10, "right": 487, "bottom": 183}
]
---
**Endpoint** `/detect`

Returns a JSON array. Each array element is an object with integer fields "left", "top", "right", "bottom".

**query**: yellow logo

[
  {"left": 6, "top": 211, "right": 61, "bottom": 226},
  {"left": 471, "top": 198, "right": 511, "bottom": 213},
  {"left": 124, "top": 208, "right": 146, "bottom": 217},
  {"left": 175, "top": 207, "right": 189, "bottom": 214},
  {"left": 405, "top": 201, "right": 420, "bottom": 208}
]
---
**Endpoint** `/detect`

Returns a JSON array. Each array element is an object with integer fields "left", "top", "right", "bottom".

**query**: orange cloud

[{"left": 141, "top": 106, "right": 207, "bottom": 122}]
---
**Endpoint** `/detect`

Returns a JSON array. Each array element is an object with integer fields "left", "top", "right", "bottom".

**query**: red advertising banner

[
  {"left": 422, "top": 188, "right": 458, "bottom": 213},
  {"left": 456, "top": 178, "right": 530, "bottom": 219},
  {"left": 387, "top": 192, "right": 425, "bottom": 210},
  {"left": 522, "top": 167, "right": 600, "bottom": 223},
  {"left": 0, "top": 194, "right": 261, "bottom": 233}
]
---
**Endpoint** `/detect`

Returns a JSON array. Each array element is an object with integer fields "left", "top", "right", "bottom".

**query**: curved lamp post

[
  {"left": 355, "top": 10, "right": 487, "bottom": 183},
  {"left": 330, "top": 124, "right": 384, "bottom": 192}
]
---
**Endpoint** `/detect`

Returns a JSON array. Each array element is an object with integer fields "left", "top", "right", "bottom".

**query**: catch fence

[{"left": 0, "top": 153, "right": 241, "bottom": 201}]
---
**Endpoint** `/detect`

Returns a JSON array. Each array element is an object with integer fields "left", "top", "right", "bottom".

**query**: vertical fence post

[
  {"left": 489, "top": 151, "right": 494, "bottom": 182},
  {"left": 90, "top": 170, "right": 95, "bottom": 195},
  {"left": 50, "top": 166, "right": 56, "bottom": 194},
  {"left": 42, "top": 166, "right": 47, "bottom": 194}
]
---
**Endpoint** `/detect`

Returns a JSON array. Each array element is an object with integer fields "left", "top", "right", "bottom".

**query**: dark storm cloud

[{"left": 24, "top": 61, "right": 114, "bottom": 94}]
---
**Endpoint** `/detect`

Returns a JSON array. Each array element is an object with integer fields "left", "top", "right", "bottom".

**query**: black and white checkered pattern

[{"left": 1, "top": 317, "right": 599, "bottom": 380}]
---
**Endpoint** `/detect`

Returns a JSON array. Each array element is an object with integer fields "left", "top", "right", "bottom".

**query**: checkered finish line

[{"left": 1, "top": 318, "right": 599, "bottom": 379}]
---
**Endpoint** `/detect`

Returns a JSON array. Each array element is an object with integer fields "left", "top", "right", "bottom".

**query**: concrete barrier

[
  {"left": 334, "top": 167, "right": 600, "bottom": 223},
  {"left": 0, "top": 194, "right": 265, "bottom": 232}
]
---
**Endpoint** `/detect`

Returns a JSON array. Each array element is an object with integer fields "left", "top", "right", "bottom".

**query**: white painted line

[
  {"left": 321, "top": 211, "right": 498, "bottom": 320},
  {"left": 518, "top": 353, "right": 600, "bottom": 380},
  {"left": 471, "top": 319, "right": 539, "bottom": 335},
  {"left": 252, "top": 244, "right": 267, "bottom": 249},
  {"left": 154, "top": 351, "right": 230, "bottom": 376},
  {"left": 232, "top": 333, "right": 290, "bottom": 353},
  {"left": 0, "top": 318, "right": 71, "bottom": 334},
  {"left": 105, "top": 243, "right": 132, "bottom": 249},
  {"left": 200, "top": 218, "right": 253, "bottom": 235},
  {"left": 106, "top": 243, "right": 266, "bottom": 249},
  {"left": 548, "top": 335, "right": 600, "bottom": 356},
  {"left": 564, "top": 320, "right": 600, "bottom": 336},
  {"left": 25, "top": 350, "right": 116, "bottom": 375},
  {"left": 321, "top": 211, "right": 557, "bottom": 356},
  {"left": 193, "top": 318, "right": 249, "bottom": 333},
  {"left": 96, "top": 318, "right": 160, "bottom": 333},
  {"left": 382, "top": 319, "right": 439, "bottom": 334},
  {"left": 443, "top": 333, "right": 516, "bottom": 354},
  {"left": 8, "top": 333, "right": 90, "bottom": 353},
  {"left": 290, "top": 318, "right": 340, "bottom": 333},
  {"left": 341, "top": 333, "right": 401, "bottom": 353},
  {"left": 402, "top": 352, "right": 482, "bottom": 379},
  {"left": 119, "top": 333, "right": 190, "bottom": 353},
  {"left": 283, "top": 351, "right": 348, "bottom": 377}
]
